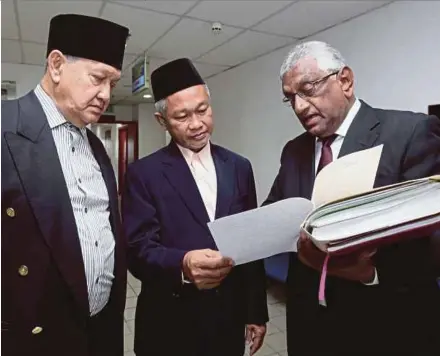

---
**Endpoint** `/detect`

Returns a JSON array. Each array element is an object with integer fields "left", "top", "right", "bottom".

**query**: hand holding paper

[
  {"left": 208, "top": 145, "right": 386, "bottom": 264},
  {"left": 207, "top": 144, "right": 440, "bottom": 265},
  {"left": 182, "top": 249, "right": 234, "bottom": 289},
  {"left": 207, "top": 197, "right": 313, "bottom": 265}
]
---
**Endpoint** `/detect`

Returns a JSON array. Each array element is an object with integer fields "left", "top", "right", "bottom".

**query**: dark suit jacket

[
  {"left": 1, "top": 92, "right": 126, "bottom": 356},
  {"left": 264, "top": 101, "right": 440, "bottom": 356},
  {"left": 122, "top": 141, "right": 268, "bottom": 356}
]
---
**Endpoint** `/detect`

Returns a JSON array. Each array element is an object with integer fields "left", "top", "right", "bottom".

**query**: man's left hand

[
  {"left": 245, "top": 324, "right": 266, "bottom": 355},
  {"left": 297, "top": 232, "right": 377, "bottom": 283}
]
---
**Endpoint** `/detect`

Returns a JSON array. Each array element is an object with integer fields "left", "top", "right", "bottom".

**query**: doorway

[{"left": 90, "top": 119, "right": 139, "bottom": 196}]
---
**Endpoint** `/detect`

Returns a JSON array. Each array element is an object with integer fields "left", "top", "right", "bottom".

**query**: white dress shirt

[
  {"left": 177, "top": 142, "right": 218, "bottom": 283},
  {"left": 177, "top": 142, "right": 217, "bottom": 222},
  {"left": 314, "top": 98, "right": 379, "bottom": 285}
]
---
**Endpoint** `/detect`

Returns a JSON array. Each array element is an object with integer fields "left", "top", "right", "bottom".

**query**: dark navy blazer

[
  {"left": 263, "top": 101, "right": 440, "bottom": 356},
  {"left": 1, "top": 92, "right": 126, "bottom": 356},
  {"left": 122, "top": 141, "right": 268, "bottom": 355}
]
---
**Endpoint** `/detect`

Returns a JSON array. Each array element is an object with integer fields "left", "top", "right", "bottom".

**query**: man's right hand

[{"left": 182, "top": 249, "right": 234, "bottom": 290}]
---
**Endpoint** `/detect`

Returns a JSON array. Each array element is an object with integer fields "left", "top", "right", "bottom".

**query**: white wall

[
  {"left": 2, "top": 63, "right": 44, "bottom": 97},
  {"left": 207, "top": 1, "right": 440, "bottom": 204},
  {"left": 138, "top": 103, "right": 167, "bottom": 158},
  {"left": 114, "top": 105, "right": 133, "bottom": 121}
]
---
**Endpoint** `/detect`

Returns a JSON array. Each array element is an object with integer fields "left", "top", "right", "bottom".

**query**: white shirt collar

[
  {"left": 335, "top": 97, "right": 361, "bottom": 138},
  {"left": 177, "top": 141, "right": 212, "bottom": 168},
  {"left": 34, "top": 84, "right": 87, "bottom": 137}
]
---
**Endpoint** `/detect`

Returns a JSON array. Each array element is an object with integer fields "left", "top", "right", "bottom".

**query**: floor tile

[
  {"left": 269, "top": 315, "right": 286, "bottom": 331},
  {"left": 124, "top": 321, "right": 131, "bottom": 335},
  {"left": 126, "top": 286, "right": 136, "bottom": 298},
  {"left": 124, "top": 333, "right": 134, "bottom": 352},
  {"left": 124, "top": 308, "right": 136, "bottom": 321},
  {"left": 265, "top": 332, "right": 287, "bottom": 353},
  {"left": 128, "top": 278, "right": 142, "bottom": 289},
  {"left": 273, "top": 302, "right": 286, "bottom": 313},
  {"left": 267, "top": 292, "right": 281, "bottom": 305},
  {"left": 127, "top": 319, "right": 135, "bottom": 334},
  {"left": 266, "top": 321, "right": 280, "bottom": 336},
  {"left": 125, "top": 296, "right": 137, "bottom": 309},
  {"left": 268, "top": 303, "right": 283, "bottom": 318},
  {"left": 254, "top": 343, "right": 277, "bottom": 356}
]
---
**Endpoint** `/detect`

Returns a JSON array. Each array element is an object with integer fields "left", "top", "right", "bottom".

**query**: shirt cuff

[
  {"left": 181, "top": 271, "right": 191, "bottom": 284},
  {"left": 363, "top": 267, "right": 379, "bottom": 286}
]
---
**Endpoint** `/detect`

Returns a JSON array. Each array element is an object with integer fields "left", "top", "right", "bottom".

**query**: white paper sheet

[
  {"left": 208, "top": 198, "right": 313, "bottom": 265},
  {"left": 311, "top": 144, "right": 384, "bottom": 207},
  {"left": 208, "top": 145, "right": 384, "bottom": 265}
]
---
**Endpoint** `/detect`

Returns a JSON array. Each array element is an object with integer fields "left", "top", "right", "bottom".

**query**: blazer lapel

[
  {"left": 212, "top": 145, "right": 235, "bottom": 219},
  {"left": 338, "top": 100, "right": 381, "bottom": 158},
  {"left": 298, "top": 133, "right": 316, "bottom": 200},
  {"left": 162, "top": 141, "right": 210, "bottom": 229},
  {"left": 87, "top": 132, "right": 126, "bottom": 302},
  {"left": 87, "top": 131, "right": 120, "bottom": 235},
  {"left": 4, "top": 92, "right": 89, "bottom": 315}
]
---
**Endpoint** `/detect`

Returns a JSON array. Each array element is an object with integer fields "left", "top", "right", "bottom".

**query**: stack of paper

[
  {"left": 207, "top": 144, "right": 440, "bottom": 265},
  {"left": 303, "top": 176, "right": 440, "bottom": 254}
]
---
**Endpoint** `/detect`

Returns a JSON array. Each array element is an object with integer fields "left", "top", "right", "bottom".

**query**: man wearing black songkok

[
  {"left": 122, "top": 58, "right": 269, "bottom": 356},
  {"left": 2, "top": 14, "right": 129, "bottom": 356}
]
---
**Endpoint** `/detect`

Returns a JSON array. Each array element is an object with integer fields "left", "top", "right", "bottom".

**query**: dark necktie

[{"left": 317, "top": 134, "right": 338, "bottom": 174}]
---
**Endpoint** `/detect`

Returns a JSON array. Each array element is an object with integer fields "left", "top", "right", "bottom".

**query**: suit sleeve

[
  {"left": 375, "top": 115, "right": 440, "bottom": 288},
  {"left": 262, "top": 144, "right": 289, "bottom": 207},
  {"left": 122, "top": 165, "right": 188, "bottom": 290},
  {"left": 241, "top": 161, "right": 269, "bottom": 325}
]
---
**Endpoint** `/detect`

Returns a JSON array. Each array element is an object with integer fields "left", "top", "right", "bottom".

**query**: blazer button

[
  {"left": 18, "top": 265, "right": 29, "bottom": 276},
  {"left": 32, "top": 326, "right": 43, "bottom": 335},
  {"left": 6, "top": 207, "right": 15, "bottom": 218}
]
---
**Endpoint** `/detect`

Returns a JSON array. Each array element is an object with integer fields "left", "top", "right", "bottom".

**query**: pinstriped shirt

[{"left": 34, "top": 85, "right": 115, "bottom": 316}]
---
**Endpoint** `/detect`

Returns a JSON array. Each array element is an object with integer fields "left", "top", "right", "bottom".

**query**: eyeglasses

[{"left": 282, "top": 70, "right": 339, "bottom": 107}]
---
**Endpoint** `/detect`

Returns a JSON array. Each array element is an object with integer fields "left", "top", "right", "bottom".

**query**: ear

[
  {"left": 46, "top": 50, "right": 68, "bottom": 84},
  {"left": 338, "top": 66, "right": 354, "bottom": 99},
  {"left": 154, "top": 113, "right": 167, "bottom": 130}
]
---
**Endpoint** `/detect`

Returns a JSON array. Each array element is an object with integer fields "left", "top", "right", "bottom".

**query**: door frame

[{"left": 98, "top": 116, "right": 139, "bottom": 161}]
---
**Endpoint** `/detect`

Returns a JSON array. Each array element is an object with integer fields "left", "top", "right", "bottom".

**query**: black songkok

[
  {"left": 46, "top": 14, "right": 129, "bottom": 70},
  {"left": 151, "top": 58, "right": 205, "bottom": 102}
]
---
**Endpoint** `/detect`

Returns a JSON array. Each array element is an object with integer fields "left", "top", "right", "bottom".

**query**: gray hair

[
  {"left": 154, "top": 84, "right": 211, "bottom": 117},
  {"left": 280, "top": 41, "right": 346, "bottom": 79}
]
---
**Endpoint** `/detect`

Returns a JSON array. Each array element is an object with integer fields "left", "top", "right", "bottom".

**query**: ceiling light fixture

[{"left": 143, "top": 94, "right": 152, "bottom": 98}]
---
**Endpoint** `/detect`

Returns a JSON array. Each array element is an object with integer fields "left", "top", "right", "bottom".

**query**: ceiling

[{"left": 1, "top": 0, "right": 392, "bottom": 105}]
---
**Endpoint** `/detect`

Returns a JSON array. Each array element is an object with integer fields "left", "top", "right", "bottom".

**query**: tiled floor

[{"left": 124, "top": 273, "right": 288, "bottom": 356}]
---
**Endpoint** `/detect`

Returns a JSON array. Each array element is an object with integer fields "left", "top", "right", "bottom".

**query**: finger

[
  {"left": 199, "top": 256, "right": 234, "bottom": 269},
  {"left": 250, "top": 335, "right": 264, "bottom": 355},
  {"left": 361, "top": 248, "right": 377, "bottom": 259},
  {"left": 200, "top": 266, "right": 232, "bottom": 279},
  {"left": 245, "top": 326, "right": 252, "bottom": 345},
  {"left": 299, "top": 230, "right": 308, "bottom": 241},
  {"left": 195, "top": 269, "right": 231, "bottom": 285},
  {"left": 203, "top": 249, "right": 222, "bottom": 258}
]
